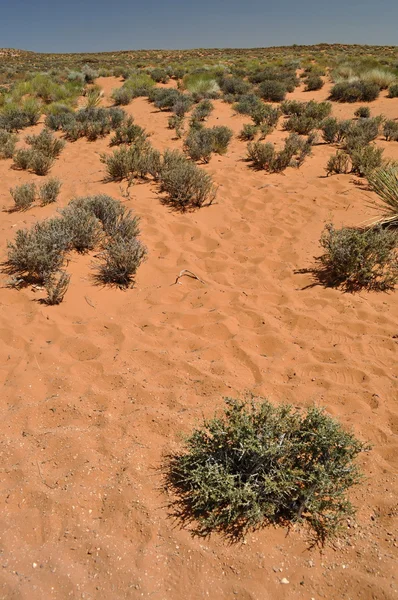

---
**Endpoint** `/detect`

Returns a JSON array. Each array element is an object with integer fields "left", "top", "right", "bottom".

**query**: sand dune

[{"left": 0, "top": 77, "right": 397, "bottom": 599}]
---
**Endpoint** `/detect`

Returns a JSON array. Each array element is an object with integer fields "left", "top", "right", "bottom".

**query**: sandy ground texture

[{"left": 0, "top": 77, "right": 397, "bottom": 600}]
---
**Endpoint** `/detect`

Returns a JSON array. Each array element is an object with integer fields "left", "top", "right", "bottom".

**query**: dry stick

[
  {"left": 172, "top": 269, "right": 205, "bottom": 286},
  {"left": 84, "top": 295, "right": 96, "bottom": 308},
  {"left": 37, "top": 460, "right": 57, "bottom": 490}
]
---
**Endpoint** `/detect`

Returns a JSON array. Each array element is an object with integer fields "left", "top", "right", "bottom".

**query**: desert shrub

[
  {"left": 39, "top": 177, "right": 62, "bottom": 205},
  {"left": 184, "top": 128, "right": 214, "bottom": 163},
  {"left": 13, "top": 148, "right": 33, "bottom": 170},
  {"left": 320, "top": 117, "right": 352, "bottom": 144},
  {"left": 284, "top": 115, "right": 319, "bottom": 135},
  {"left": 247, "top": 141, "right": 275, "bottom": 169},
  {"left": 239, "top": 124, "right": 258, "bottom": 141},
  {"left": 184, "top": 125, "right": 232, "bottom": 162},
  {"left": 251, "top": 104, "right": 280, "bottom": 128},
  {"left": 383, "top": 120, "right": 398, "bottom": 142},
  {"left": 388, "top": 83, "right": 398, "bottom": 98},
  {"left": 150, "top": 68, "right": 169, "bottom": 83},
  {"left": 355, "top": 106, "right": 371, "bottom": 119},
  {"left": 218, "top": 75, "right": 251, "bottom": 97},
  {"left": 26, "top": 128, "right": 65, "bottom": 158},
  {"left": 304, "top": 75, "right": 324, "bottom": 91},
  {"left": 304, "top": 101, "right": 332, "bottom": 120},
  {"left": 101, "top": 141, "right": 160, "bottom": 181},
  {"left": 168, "top": 114, "right": 185, "bottom": 138},
  {"left": 258, "top": 123, "right": 272, "bottom": 140},
  {"left": 0, "top": 129, "right": 17, "bottom": 158},
  {"left": 29, "top": 151, "right": 55, "bottom": 176},
  {"left": 110, "top": 117, "right": 147, "bottom": 145},
  {"left": 44, "top": 270, "right": 70, "bottom": 305},
  {"left": 45, "top": 106, "right": 75, "bottom": 131},
  {"left": 345, "top": 117, "right": 381, "bottom": 150},
  {"left": 258, "top": 80, "right": 287, "bottom": 102},
  {"left": 326, "top": 151, "right": 351, "bottom": 175},
  {"left": 210, "top": 126, "right": 233, "bottom": 154},
  {"left": 249, "top": 68, "right": 298, "bottom": 92},
  {"left": 4, "top": 218, "right": 70, "bottom": 283},
  {"left": 60, "top": 204, "right": 102, "bottom": 252},
  {"left": 82, "top": 64, "right": 98, "bottom": 83},
  {"left": 319, "top": 223, "right": 398, "bottom": 291},
  {"left": 172, "top": 95, "right": 194, "bottom": 117},
  {"left": 248, "top": 133, "right": 313, "bottom": 172},
  {"left": 159, "top": 151, "right": 216, "bottom": 209},
  {"left": 94, "top": 235, "right": 147, "bottom": 288},
  {"left": 233, "top": 94, "right": 263, "bottom": 116},
  {"left": 149, "top": 88, "right": 186, "bottom": 112},
  {"left": 330, "top": 80, "right": 380, "bottom": 102},
  {"left": 281, "top": 100, "right": 307, "bottom": 116},
  {"left": 349, "top": 145, "right": 383, "bottom": 176},
  {"left": 20, "top": 98, "right": 42, "bottom": 126},
  {"left": 0, "top": 105, "right": 35, "bottom": 131},
  {"left": 10, "top": 182, "right": 36, "bottom": 211},
  {"left": 191, "top": 99, "right": 214, "bottom": 122},
  {"left": 112, "top": 87, "right": 133, "bottom": 106},
  {"left": 165, "top": 398, "right": 367, "bottom": 542}
]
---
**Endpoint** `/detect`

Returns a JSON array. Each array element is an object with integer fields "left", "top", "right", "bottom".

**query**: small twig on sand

[
  {"left": 37, "top": 460, "right": 57, "bottom": 489},
  {"left": 84, "top": 296, "right": 96, "bottom": 308},
  {"left": 172, "top": 269, "right": 205, "bottom": 286}
]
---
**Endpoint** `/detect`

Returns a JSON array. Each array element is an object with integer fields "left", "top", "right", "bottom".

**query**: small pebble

[{"left": 280, "top": 578, "right": 289, "bottom": 584}]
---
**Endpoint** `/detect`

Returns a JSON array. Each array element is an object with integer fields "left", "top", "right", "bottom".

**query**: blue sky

[{"left": 1, "top": 0, "right": 397, "bottom": 52}]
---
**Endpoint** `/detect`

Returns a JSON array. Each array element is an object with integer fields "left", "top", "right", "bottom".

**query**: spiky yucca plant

[{"left": 367, "top": 164, "right": 398, "bottom": 227}]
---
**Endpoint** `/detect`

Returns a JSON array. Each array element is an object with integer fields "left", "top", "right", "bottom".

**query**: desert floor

[{"left": 0, "top": 77, "right": 397, "bottom": 600}]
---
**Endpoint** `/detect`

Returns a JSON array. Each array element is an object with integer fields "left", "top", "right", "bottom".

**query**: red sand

[{"left": 0, "top": 77, "right": 397, "bottom": 599}]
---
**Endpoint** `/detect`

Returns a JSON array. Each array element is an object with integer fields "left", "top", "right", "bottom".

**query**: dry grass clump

[
  {"left": 165, "top": 398, "right": 368, "bottom": 543},
  {"left": 44, "top": 270, "right": 71, "bottom": 305}
]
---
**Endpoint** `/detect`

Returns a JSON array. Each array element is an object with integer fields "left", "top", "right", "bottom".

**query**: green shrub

[
  {"left": 319, "top": 223, "right": 398, "bottom": 291},
  {"left": 345, "top": 117, "right": 381, "bottom": 150},
  {"left": 44, "top": 270, "right": 70, "bottom": 305},
  {"left": 361, "top": 68, "right": 396, "bottom": 89},
  {"left": 101, "top": 141, "right": 160, "bottom": 181},
  {"left": 330, "top": 80, "right": 380, "bottom": 102},
  {"left": 13, "top": 148, "right": 33, "bottom": 170},
  {"left": 304, "top": 75, "right": 324, "bottom": 91},
  {"left": 172, "top": 95, "right": 194, "bottom": 117},
  {"left": 251, "top": 104, "right": 281, "bottom": 127},
  {"left": 383, "top": 120, "right": 398, "bottom": 142},
  {"left": 304, "top": 101, "right": 332, "bottom": 120},
  {"left": 326, "top": 151, "right": 351, "bottom": 175},
  {"left": 281, "top": 100, "right": 306, "bottom": 116},
  {"left": 45, "top": 106, "right": 75, "bottom": 131},
  {"left": 159, "top": 151, "right": 216, "bottom": 209},
  {"left": 258, "top": 80, "right": 287, "bottom": 102},
  {"left": 94, "top": 235, "right": 147, "bottom": 288},
  {"left": 320, "top": 117, "right": 352, "bottom": 144},
  {"left": 210, "top": 126, "right": 233, "bottom": 155},
  {"left": 26, "top": 128, "right": 65, "bottom": 158},
  {"left": 39, "top": 177, "right": 62, "bottom": 205},
  {"left": 284, "top": 114, "right": 318, "bottom": 135},
  {"left": 112, "top": 87, "right": 134, "bottom": 106},
  {"left": 0, "top": 129, "right": 17, "bottom": 158},
  {"left": 219, "top": 75, "right": 251, "bottom": 97},
  {"left": 60, "top": 204, "right": 102, "bottom": 252},
  {"left": 234, "top": 94, "right": 263, "bottom": 116},
  {"left": 4, "top": 218, "right": 69, "bottom": 283},
  {"left": 168, "top": 114, "right": 185, "bottom": 138},
  {"left": 247, "top": 141, "right": 275, "bottom": 169},
  {"left": 150, "top": 68, "right": 169, "bottom": 83},
  {"left": 239, "top": 124, "right": 258, "bottom": 141},
  {"left": 29, "top": 151, "right": 55, "bottom": 176},
  {"left": 191, "top": 99, "right": 214, "bottom": 122},
  {"left": 10, "top": 182, "right": 36, "bottom": 211},
  {"left": 110, "top": 117, "right": 147, "bottom": 145},
  {"left": 349, "top": 144, "right": 383, "bottom": 176},
  {"left": 184, "top": 128, "right": 214, "bottom": 163},
  {"left": 387, "top": 83, "right": 398, "bottom": 98},
  {"left": 354, "top": 106, "right": 370, "bottom": 119},
  {"left": 165, "top": 398, "right": 367, "bottom": 542}
]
